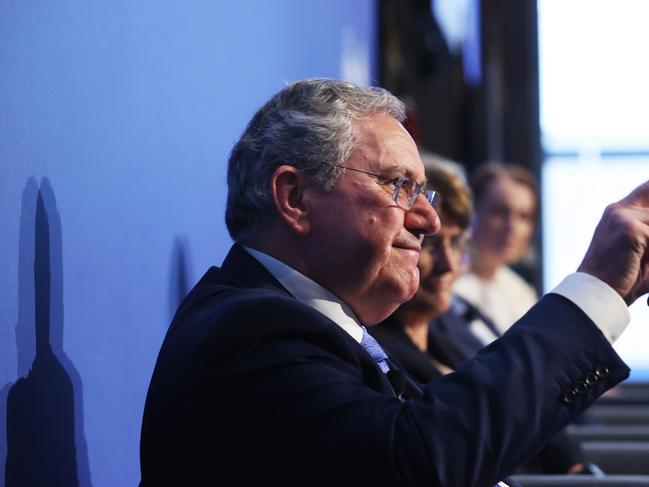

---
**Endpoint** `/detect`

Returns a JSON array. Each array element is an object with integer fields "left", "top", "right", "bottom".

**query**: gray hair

[{"left": 225, "top": 78, "right": 406, "bottom": 242}]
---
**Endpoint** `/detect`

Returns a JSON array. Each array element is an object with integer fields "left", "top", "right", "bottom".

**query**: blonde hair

[{"left": 420, "top": 152, "right": 473, "bottom": 230}]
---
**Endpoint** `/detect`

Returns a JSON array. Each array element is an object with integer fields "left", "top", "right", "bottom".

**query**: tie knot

[{"left": 360, "top": 327, "right": 390, "bottom": 373}]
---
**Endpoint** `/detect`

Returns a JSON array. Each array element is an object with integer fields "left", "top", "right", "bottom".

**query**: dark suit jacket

[
  {"left": 371, "top": 314, "right": 586, "bottom": 475},
  {"left": 140, "top": 244, "right": 629, "bottom": 486}
]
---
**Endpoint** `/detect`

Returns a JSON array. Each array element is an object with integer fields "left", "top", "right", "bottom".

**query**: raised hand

[{"left": 578, "top": 180, "right": 649, "bottom": 305}]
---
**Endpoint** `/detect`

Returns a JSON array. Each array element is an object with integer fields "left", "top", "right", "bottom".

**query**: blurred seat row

[{"left": 513, "top": 382, "right": 649, "bottom": 486}]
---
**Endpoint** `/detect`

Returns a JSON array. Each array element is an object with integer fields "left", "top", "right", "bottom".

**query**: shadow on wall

[
  {"left": 168, "top": 236, "right": 192, "bottom": 321},
  {"left": 2, "top": 178, "right": 92, "bottom": 487}
]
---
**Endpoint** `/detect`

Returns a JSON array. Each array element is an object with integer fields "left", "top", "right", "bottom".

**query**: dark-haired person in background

[
  {"left": 455, "top": 163, "right": 539, "bottom": 335},
  {"left": 140, "top": 78, "right": 649, "bottom": 487}
]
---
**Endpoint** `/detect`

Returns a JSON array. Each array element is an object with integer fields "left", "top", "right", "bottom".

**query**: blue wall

[{"left": 0, "top": 2, "right": 377, "bottom": 485}]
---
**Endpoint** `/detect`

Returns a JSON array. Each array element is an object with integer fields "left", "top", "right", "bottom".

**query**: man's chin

[
  {"left": 405, "top": 271, "right": 421, "bottom": 301},
  {"left": 361, "top": 270, "right": 420, "bottom": 324}
]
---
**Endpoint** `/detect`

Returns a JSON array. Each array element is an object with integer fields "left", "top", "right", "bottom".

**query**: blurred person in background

[
  {"left": 454, "top": 163, "right": 539, "bottom": 334},
  {"left": 371, "top": 155, "right": 588, "bottom": 475}
]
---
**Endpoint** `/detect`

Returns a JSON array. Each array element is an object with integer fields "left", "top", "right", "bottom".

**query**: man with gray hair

[{"left": 140, "top": 78, "right": 649, "bottom": 486}]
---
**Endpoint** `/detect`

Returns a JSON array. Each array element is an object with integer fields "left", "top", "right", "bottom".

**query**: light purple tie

[{"left": 360, "top": 327, "right": 390, "bottom": 373}]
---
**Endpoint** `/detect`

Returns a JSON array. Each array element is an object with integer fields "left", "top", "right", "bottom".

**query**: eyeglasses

[{"left": 330, "top": 163, "right": 440, "bottom": 211}]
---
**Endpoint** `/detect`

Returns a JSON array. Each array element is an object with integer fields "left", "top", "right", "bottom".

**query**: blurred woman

[{"left": 454, "top": 163, "right": 538, "bottom": 334}]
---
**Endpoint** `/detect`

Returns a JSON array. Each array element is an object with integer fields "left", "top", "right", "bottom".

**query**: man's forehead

[{"left": 351, "top": 115, "right": 426, "bottom": 181}]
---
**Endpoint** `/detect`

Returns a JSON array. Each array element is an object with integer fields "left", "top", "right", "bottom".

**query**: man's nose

[{"left": 405, "top": 195, "right": 441, "bottom": 237}]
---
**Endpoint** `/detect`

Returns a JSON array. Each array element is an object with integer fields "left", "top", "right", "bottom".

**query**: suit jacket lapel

[{"left": 221, "top": 245, "right": 399, "bottom": 398}]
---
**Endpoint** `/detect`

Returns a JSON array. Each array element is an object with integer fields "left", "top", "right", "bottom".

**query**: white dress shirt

[
  {"left": 244, "top": 247, "right": 364, "bottom": 343},
  {"left": 552, "top": 272, "right": 629, "bottom": 343}
]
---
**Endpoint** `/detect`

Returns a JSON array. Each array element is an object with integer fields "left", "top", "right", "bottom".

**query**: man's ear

[{"left": 270, "top": 165, "right": 311, "bottom": 237}]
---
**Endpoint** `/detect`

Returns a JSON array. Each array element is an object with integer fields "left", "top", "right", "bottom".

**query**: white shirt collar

[{"left": 243, "top": 246, "right": 364, "bottom": 343}]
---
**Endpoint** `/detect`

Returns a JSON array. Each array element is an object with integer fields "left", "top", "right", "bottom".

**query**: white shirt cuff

[{"left": 551, "top": 272, "right": 630, "bottom": 343}]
